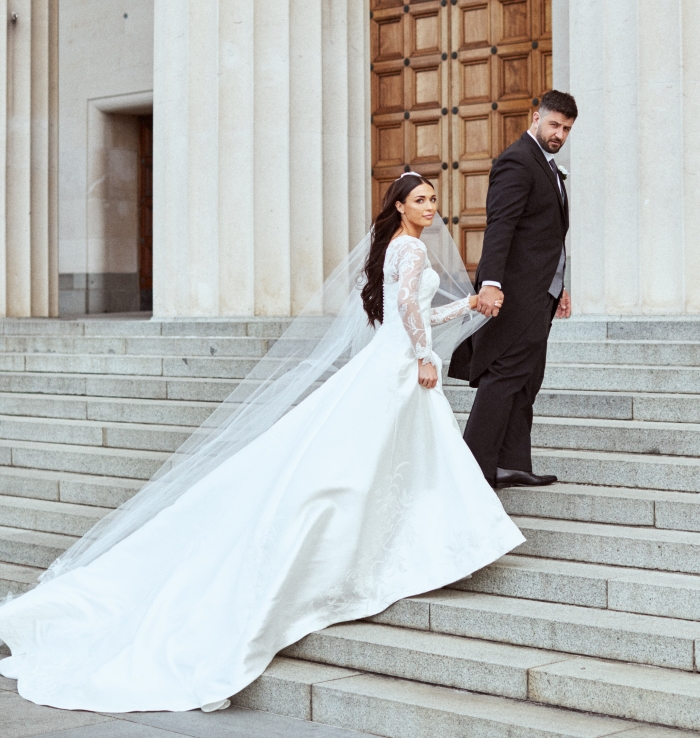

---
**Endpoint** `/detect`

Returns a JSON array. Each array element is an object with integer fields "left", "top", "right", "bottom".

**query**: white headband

[{"left": 396, "top": 171, "right": 424, "bottom": 182}]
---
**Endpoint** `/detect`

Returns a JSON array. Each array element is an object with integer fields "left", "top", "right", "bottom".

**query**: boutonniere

[{"left": 557, "top": 165, "right": 569, "bottom": 181}]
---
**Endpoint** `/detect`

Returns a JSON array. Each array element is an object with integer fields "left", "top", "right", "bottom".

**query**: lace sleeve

[
  {"left": 395, "top": 239, "right": 436, "bottom": 366},
  {"left": 430, "top": 296, "right": 476, "bottom": 326}
]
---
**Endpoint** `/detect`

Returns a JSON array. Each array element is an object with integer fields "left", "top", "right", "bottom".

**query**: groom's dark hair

[{"left": 539, "top": 90, "right": 578, "bottom": 120}]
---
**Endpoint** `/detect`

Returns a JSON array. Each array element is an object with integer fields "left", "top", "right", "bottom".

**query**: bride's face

[{"left": 396, "top": 184, "right": 437, "bottom": 230}]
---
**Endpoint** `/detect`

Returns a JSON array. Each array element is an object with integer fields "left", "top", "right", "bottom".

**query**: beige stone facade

[{"left": 0, "top": 1, "right": 697, "bottom": 318}]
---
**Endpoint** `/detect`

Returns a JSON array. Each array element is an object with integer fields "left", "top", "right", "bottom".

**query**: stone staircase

[{"left": 0, "top": 315, "right": 699, "bottom": 736}]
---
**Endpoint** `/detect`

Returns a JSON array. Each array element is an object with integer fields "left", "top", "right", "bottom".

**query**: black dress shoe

[{"left": 495, "top": 468, "right": 558, "bottom": 489}]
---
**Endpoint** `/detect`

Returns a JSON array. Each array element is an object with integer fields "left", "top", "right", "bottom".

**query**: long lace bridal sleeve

[
  {"left": 430, "top": 295, "right": 476, "bottom": 326},
  {"left": 392, "top": 238, "right": 436, "bottom": 366}
]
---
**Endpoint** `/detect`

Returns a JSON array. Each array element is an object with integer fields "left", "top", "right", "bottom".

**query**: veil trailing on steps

[{"left": 31, "top": 217, "right": 488, "bottom": 586}]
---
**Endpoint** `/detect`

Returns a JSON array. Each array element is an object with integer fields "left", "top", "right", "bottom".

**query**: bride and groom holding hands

[{"left": 0, "top": 90, "right": 577, "bottom": 713}]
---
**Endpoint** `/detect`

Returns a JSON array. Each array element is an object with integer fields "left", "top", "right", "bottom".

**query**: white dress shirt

[{"left": 482, "top": 130, "right": 564, "bottom": 292}]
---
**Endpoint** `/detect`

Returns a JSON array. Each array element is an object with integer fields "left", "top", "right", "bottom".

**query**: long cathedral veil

[{"left": 33, "top": 216, "right": 487, "bottom": 585}]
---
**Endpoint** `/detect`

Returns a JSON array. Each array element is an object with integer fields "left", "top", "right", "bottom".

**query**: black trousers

[{"left": 464, "top": 296, "right": 557, "bottom": 481}]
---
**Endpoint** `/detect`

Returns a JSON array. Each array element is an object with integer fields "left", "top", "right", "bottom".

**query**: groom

[{"left": 448, "top": 90, "right": 578, "bottom": 488}]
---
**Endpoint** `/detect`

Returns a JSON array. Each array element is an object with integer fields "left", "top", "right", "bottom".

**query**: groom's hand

[
  {"left": 477, "top": 285, "right": 505, "bottom": 317},
  {"left": 555, "top": 288, "right": 571, "bottom": 319}
]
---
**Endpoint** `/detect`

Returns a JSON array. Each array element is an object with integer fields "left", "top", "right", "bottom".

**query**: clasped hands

[
  {"left": 475, "top": 286, "right": 571, "bottom": 319},
  {"left": 475, "top": 285, "right": 505, "bottom": 317}
]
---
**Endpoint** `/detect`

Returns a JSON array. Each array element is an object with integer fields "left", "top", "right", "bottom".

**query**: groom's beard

[{"left": 535, "top": 127, "right": 563, "bottom": 154}]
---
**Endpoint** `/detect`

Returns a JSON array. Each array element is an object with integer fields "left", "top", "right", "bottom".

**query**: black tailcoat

[{"left": 449, "top": 131, "right": 568, "bottom": 385}]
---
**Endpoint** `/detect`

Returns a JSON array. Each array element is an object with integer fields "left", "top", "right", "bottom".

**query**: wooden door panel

[
  {"left": 460, "top": 57, "right": 492, "bottom": 104},
  {"left": 462, "top": 171, "right": 490, "bottom": 214},
  {"left": 498, "top": 0, "right": 531, "bottom": 44},
  {"left": 412, "top": 11, "right": 441, "bottom": 54},
  {"left": 375, "top": 70, "right": 404, "bottom": 113},
  {"left": 542, "top": 0, "right": 552, "bottom": 35},
  {"left": 374, "top": 122, "right": 405, "bottom": 168},
  {"left": 411, "top": 65, "right": 441, "bottom": 108},
  {"left": 460, "top": 114, "right": 491, "bottom": 160},
  {"left": 498, "top": 50, "right": 532, "bottom": 100},
  {"left": 374, "top": 17, "right": 403, "bottom": 61},
  {"left": 372, "top": 0, "right": 405, "bottom": 9},
  {"left": 410, "top": 118, "right": 443, "bottom": 162},
  {"left": 459, "top": 3, "right": 490, "bottom": 49},
  {"left": 371, "top": 0, "right": 552, "bottom": 271},
  {"left": 464, "top": 228, "right": 485, "bottom": 267},
  {"left": 500, "top": 109, "right": 531, "bottom": 150}
]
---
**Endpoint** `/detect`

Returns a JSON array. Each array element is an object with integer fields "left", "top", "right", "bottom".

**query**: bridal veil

[{"left": 25, "top": 215, "right": 488, "bottom": 587}]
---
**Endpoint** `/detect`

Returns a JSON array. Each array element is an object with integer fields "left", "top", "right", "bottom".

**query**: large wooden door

[{"left": 370, "top": 0, "right": 552, "bottom": 277}]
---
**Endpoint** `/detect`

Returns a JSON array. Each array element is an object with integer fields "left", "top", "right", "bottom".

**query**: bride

[{"left": 0, "top": 173, "right": 524, "bottom": 713}]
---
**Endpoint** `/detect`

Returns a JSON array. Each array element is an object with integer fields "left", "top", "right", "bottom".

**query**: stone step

[
  {"left": 46, "top": 411, "right": 700, "bottom": 463},
  {"left": 235, "top": 656, "right": 687, "bottom": 737},
  {"left": 283, "top": 621, "right": 700, "bottom": 731},
  {"left": 0, "top": 495, "right": 109, "bottom": 536},
  {"left": 0, "top": 335, "right": 272, "bottom": 357},
  {"left": 0, "top": 561, "right": 43, "bottom": 596},
  {"left": 453, "top": 554, "right": 700, "bottom": 622},
  {"left": 540, "top": 363, "right": 700, "bottom": 394},
  {"left": 551, "top": 317, "right": 700, "bottom": 342},
  {"left": 0, "top": 371, "right": 241, "bottom": 401},
  {"left": 449, "top": 385, "right": 700, "bottom": 423},
  {"left": 371, "top": 589, "right": 700, "bottom": 671},
  {"left": 283, "top": 622, "right": 565, "bottom": 702},
  {"left": 0, "top": 439, "right": 167, "bottom": 479},
  {"left": 0, "top": 352, "right": 265, "bottom": 379},
  {"left": 532, "top": 417, "right": 700, "bottom": 458},
  {"left": 0, "top": 414, "right": 195, "bottom": 452},
  {"left": 0, "top": 466, "right": 142, "bottom": 507},
  {"left": 0, "top": 392, "right": 217, "bottom": 426},
  {"left": 514, "top": 516, "right": 700, "bottom": 574},
  {"left": 454, "top": 415, "right": 700, "bottom": 458},
  {"left": 0, "top": 317, "right": 292, "bottom": 337},
  {"left": 532, "top": 448, "right": 700, "bottom": 492},
  {"left": 0, "top": 525, "right": 76, "bottom": 568},
  {"left": 1, "top": 383, "right": 699, "bottom": 427},
  {"left": 547, "top": 341, "right": 700, "bottom": 367},
  {"left": 498, "top": 483, "right": 700, "bottom": 532},
  {"left": 0, "top": 352, "right": 266, "bottom": 379}
]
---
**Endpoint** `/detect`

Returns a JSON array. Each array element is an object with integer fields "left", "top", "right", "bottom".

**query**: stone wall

[{"left": 58, "top": 0, "right": 153, "bottom": 314}]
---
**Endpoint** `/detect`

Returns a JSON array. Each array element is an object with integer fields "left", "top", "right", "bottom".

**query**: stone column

[
  {"left": 0, "top": 0, "right": 58, "bottom": 318},
  {"left": 565, "top": 0, "right": 698, "bottom": 315},
  {"left": 682, "top": 0, "right": 700, "bottom": 313},
  {"left": 153, "top": 0, "right": 371, "bottom": 318}
]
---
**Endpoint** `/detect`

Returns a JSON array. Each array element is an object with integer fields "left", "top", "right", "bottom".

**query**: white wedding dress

[{"left": 0, "top": 235, "right": 524, "bottom": 712}]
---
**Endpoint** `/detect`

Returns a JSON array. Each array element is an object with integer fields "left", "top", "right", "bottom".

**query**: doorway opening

[{"left": 138, "top": 116, "right": 153, "bottom": 311}]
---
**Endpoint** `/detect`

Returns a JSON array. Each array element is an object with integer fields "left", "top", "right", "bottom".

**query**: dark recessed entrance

[{"left": 138, "top": 115, "right": 153, "bottom": 312}]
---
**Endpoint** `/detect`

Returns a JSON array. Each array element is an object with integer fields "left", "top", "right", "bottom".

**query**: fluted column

[
  {"left": 152, "top": 0, "right": 371, "bottom": 318},
  {"left": 683, "top": 0, "right": 700, "bottom": 312},
  {"left": 0, "top": 0, "right": 58, "bottom": 318},
  {"left": 566, "top": 0, "right": 697, "bottom": 315}
]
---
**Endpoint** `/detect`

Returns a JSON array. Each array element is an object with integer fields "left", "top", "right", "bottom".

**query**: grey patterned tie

[
  {"left": 547, "top": 157, "right": 566, "bottom": 298},
  {"left": 549, "top": 158, "right": 564, "bottom": 202}
]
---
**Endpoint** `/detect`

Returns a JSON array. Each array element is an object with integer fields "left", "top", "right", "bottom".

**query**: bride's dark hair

[{"left": 361, "top": 173, "right": 434, "bottom": 325}]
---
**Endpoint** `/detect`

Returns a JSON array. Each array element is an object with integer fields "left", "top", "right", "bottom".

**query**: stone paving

[{"left": 0, "top": 661, "right": 375, "bottom": 738}]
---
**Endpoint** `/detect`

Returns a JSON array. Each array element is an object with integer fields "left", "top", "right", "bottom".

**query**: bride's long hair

[{"left": 361, "top": 173, "right": 434, "bottom": 325}]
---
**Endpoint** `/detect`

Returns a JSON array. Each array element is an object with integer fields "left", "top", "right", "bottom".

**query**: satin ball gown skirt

[{"left": 0, "top": 320, "right": 525, "bottom": 712}]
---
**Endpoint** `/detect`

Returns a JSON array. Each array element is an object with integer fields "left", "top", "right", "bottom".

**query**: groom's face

[{"left": 532, "top": 110, "right": 575, "bottom": 154}]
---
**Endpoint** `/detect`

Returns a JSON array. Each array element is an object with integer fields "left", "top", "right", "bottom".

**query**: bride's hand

[{"left": 418, "top": 360, "right": 438, "bottom": 389}]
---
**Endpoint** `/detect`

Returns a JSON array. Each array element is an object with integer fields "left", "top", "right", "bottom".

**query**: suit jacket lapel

[
  {"left": 561, "top": 178, "right": 569, "bottom": 230},
  {"left": 521, "top": 132, "right": 566, "bottom": 219}
]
